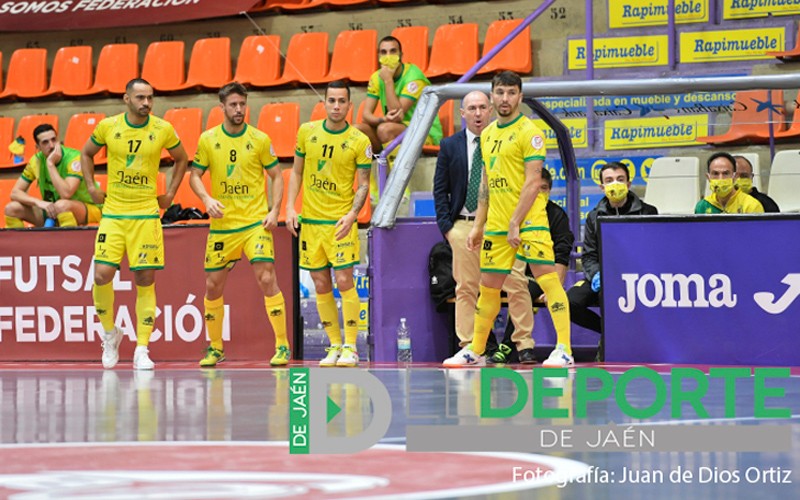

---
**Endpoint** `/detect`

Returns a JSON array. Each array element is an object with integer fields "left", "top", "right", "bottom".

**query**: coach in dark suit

[{"left": 433, "top": 91, "right": 535, "bottom": 363}]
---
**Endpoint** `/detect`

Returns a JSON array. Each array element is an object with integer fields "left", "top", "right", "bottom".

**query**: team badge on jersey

[
  {"left": 406, "top": 81, "right": 419, "bottom": 94},
  {"left": 532, "top": 134, "right": 544, "bottom": 150}
]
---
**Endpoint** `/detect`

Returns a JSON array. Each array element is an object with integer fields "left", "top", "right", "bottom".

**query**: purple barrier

[
  {"left": 369, "top": 220, "right": 599, "bottom": 362},
  {"left": 600, "top": 215, "right": 800, "bottom": 366}
]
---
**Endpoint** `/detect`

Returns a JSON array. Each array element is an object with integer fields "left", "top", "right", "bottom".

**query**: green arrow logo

[{"left": 327, "top": 396, "right": 341, "bottom": 423}]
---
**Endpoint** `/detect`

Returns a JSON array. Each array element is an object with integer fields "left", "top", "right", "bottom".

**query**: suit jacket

[{"left": 433, "top": 129, "right": 471, "bottom": 236}]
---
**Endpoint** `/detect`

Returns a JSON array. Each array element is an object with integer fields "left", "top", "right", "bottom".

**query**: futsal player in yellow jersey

[
  {"left": 81, "top": 78, "right": 189, "bottom": 371},
  {"left": 190, "top": 82, "right": 289, "bottom": 368},
  {"left": 286, "top": 80, "right": 372, "bottom": 367},
  {"left": 444, "top": 71, "right": 574, "bottom": 368}
]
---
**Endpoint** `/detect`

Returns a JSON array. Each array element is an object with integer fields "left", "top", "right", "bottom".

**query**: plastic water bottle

[
  {"left": 44, "top": 218, "right": 56, "bottom": 228},
  {"left": 397, "top": 318, "right": 412, "bottom": 364}
]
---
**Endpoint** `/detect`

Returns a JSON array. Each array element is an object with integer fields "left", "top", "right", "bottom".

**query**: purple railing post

[{"left": 668, "top": 0, "right": 676, "bottom": 68}]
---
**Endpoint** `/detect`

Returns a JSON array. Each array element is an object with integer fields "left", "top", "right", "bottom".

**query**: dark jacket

[
  {"left": 433, "top": 129, "right": 470, "bottom": 236},
  {"left": 749, "top": 187, "right": 780, "bottom": 213},
  {"left": 582, "top": 192, "right": 658, "bottom": 280},
  {"left": 547, "top": 201, "right": 574, "bottom": 267}
]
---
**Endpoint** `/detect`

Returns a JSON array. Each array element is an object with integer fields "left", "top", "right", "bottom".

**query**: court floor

[{"left": 0, "top": 362, "right": 798, "bottom": 499}]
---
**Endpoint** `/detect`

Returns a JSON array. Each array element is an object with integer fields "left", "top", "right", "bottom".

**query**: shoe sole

[
  {"left": 270, "top": 359, "right": 290, "bottom": 366},
  {"left": 442, "top": 362, "right": 485, "bottom": 368},
  {"left": 542, "top": 361, "right": 575, "bottom": 368},
  {"left": 200, "top": 356, "right": 224, "bottom": 368}
]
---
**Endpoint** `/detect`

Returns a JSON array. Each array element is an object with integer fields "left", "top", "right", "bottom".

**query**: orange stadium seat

[
  {"left": 257, "top": 102, "right": 300, "bottom": 159},
  {"left": 0, "top": 116, "right": 14, "bottom": 168},
  {"left": 141, "top": 41, "right": 186, "bottom": 92},
  {"left": 172, "top": 171, "right": 212, "bottom": 221},
  {"left": 355, "top": 99, "right": 384, "bottom": 123},
  {"left": 14, "top": 114, "right": 59, "bottom": 166},
  {"left": 478, "top": 19, "right": 532, "bottom": 75},
  {"left": 326, "top": 30, "right": 377, "bottom": 83},
  {"left": 64, "top": 113, "right": 106, "bottom": 164},
  {"left": 234, "top": 35, "right": 282, "bottom": 88},
  {"left": 44, "top": 46, "right": 94, "bottom": 97},
  {"left": 274, "top": 32, "right": 330, "bottom": 86},
  {"left": 206, "top": 105, "right": 251, "bottom": 130},
  {"left": 0, "top": 48, "right": 48, "bottom": 100},
  {"left": 309, "top": 101, "right": 354, "bottom": 123},
  {"left": 93, "top": 173, "right": 108, "bottom": 191},
  {"left": 391, "top": 26, "right": 429, "bottom": 73},
  {"left": 697, "top": 90, "right": 785, "bottom": 145},
  {"left": 163, "top": 108, "right": 203, "bottom": 159},
  {"left": 423, "top": 99, "right": 454, "bottom": 154},
  {"left": 768, "top": 24, "right": 800, "bottom": 61},
  {"left": 426, "top": 23, "right": 479, "bottom": 79},
  {"left": 775, "top": 99, "right": 800, "bottom": 140},
  {"left": 180, "top": 37, "right": 232, "bottom": 90},
  {"left": 277, "top": 167, "right": 303, "bottom": 223},
  {"left": 69, "top": 43, "right": 139, "bottom": 97}
]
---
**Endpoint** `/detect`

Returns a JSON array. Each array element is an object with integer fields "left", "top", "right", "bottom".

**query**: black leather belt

[{"left": 456, "top": 215, "right": 476, "bottom": 221}]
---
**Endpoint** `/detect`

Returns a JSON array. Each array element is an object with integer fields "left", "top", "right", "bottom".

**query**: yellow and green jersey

[
  {"left": 295, "top": 120, "right": 372, "bottom": 224},
  {"left": 21, "top": 145, "right": 95, "bottom": 205},
  {"left": 480, "top": 113, "right": 548, "bottom": 235},
  {"left": 695, "top": 189, "right": 764, "bottom": 214},
  {"left": 366, "top": 62, "right": 442, "bottom": 144},
  {"left": 193, "top": 124, "right": 279, "bottom": 232},
  {"left": 90, "top": 113, "right": 180, "bottom": 217}
]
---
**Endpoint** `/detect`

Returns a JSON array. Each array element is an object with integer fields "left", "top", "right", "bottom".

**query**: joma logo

[{"left": 618, "top": 273, "right": 737, "bottom": 314}]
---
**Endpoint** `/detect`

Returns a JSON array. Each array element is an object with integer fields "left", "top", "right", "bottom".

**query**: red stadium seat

[
  {"left": 697, "top": 90, "right": 785, "bottom": 145},
  {"left": 426, "top": 23, "right": 479, "bottom": 79},
  {"left": 326, "top": 30, "right": 377, "bottom": 83},
  {"left": 163, "top": 108, "right": 203, "bottom": 159}
]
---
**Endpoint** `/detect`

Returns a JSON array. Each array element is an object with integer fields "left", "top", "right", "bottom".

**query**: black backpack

[{"left": 428, "top": 241, "right": 456, "bottom": 312}]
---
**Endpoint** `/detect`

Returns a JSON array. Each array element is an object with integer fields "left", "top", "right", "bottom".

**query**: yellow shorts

[
  {"left": 480, "top": 230, "right": 555, "bottom": 274},
  {"left": 299, "top": 222, "right": 359, "bottom": 271},
  {"left": 205, "top": 221, "right": 275, "bottom": 272},
  {"left": 94, "top": 215, "right": 164, "bottom": 271}
]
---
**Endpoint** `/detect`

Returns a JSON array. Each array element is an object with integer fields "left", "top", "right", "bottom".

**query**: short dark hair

[
  {"left": 32, "top": 124, "right": 56, "bottom": 144},
  {"left": 125, "top": 78, "right": 152, "bottom": 94},
  {"left": 541, "top": 167, "right": 553, "bottom": 190},
  {"left": 379, "top": 35, "right": 402, "bottom": 52},
  {"left": 733, "top": 155, "right": 752, "bottom": 170},
  {"left": 219, "top": 82, "right": 248, "bottom": 103},
  {"left": 707, "top": 152, "right": 737, "bottom": 172},
  {"left": 325, "top": 80, "right": 351, "bottom": 100},
  {"left": 599, "top": 161, "right": 630, "bottom": 183},
  {"left": 491, "top": 70, "right": 522, "bottom": 91}
]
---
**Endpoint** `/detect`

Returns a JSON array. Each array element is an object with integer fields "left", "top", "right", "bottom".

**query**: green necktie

[{"left": 464, "top": 137, "right": 482, "bottom": 213}]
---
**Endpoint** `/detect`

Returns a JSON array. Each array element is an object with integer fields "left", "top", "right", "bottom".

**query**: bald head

[{"left": 461, "top": 91, "right": 492, "bottom": 136}]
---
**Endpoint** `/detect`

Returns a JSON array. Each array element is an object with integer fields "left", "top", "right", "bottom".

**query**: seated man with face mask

[
  {"left": 733, "top": 155, "right": 779, "bottom": 213},
  {"left": 695, "top": 152, "right": 764, "bottom": 215},
  {"left": 567, "top": 162, "right": 658, "bottom": 357}
]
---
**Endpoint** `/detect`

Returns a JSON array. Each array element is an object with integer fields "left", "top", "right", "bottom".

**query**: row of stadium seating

[
  {"left": 0, "top": 100, "right": 455, "bottom": 168},
  {"left": 697, "top": 89, "right": 800, "bottom": 145},
  {"left": 0, "top": 20, "right": 530, "bottom": 100}
]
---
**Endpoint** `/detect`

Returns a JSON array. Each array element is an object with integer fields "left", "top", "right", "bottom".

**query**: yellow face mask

[
  {"left": 604, "top": 181, "right": 628, "bottom": 203},
  {"left": 735, "top": 177, "right": 753, "bottom": 194},
  {"left": 379, "top": 54, "right": 401, "bottom": 70},
  {"left": 710, "top": 178, "right": 734, "bottom": 197}
]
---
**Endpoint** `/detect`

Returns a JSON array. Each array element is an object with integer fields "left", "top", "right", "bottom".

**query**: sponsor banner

[
  {"left": 532, "top": 118, "right": 588, "bottom": 149},
  {"left": 0, "top": 225, "right": 295, "bottom": 361},
  {"left": 680, "top": 27, "right": 785, "bottom": 63},
  {"left": 568, "top": 35, "right": 669, "bottom": 70},
  {"left": 608, "top": 0, "right": 709, "bottom": 29},
  {"left": 545, "top": 155, "right": 653, "bottom": 223},
  {"left": 723, "top": 0, "right": 800, "bottom": 19},
  {"left": 0, "top": 0, "right": 259, "bottom": 32},
  {"left": 538, "top": 91, "right": 737, "bottom": 117},
  {"left": 600, "top": 215, "right": 800, "bottom": 365},
  {"left": 604, "top": 114, "right": 709, "bottom": 150}
]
